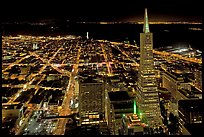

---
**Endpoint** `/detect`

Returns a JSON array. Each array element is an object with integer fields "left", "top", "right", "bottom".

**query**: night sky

[{"left": 2, "top": 0, "right": 202, "bottom": 22}]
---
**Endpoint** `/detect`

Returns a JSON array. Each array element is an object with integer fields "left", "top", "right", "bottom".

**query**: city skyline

[{"left": 2, "top": 4, "right": 202, "bottom": 135}]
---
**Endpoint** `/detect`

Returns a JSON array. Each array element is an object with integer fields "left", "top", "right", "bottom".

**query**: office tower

[
  {"left": 33, "top": 43, "right": 38, "bottom": 50},
  {"left": 86, "top": 32, "right": 89, "bottom": 39},
  {"left": 78, "top": 77, "right": 106, "bottom": 126},
  {"left": 194, "top": 68, "right": 202, "bottom": 91},
  {"left": 136, "top": 8, "right": 162, "bottom": 127}
]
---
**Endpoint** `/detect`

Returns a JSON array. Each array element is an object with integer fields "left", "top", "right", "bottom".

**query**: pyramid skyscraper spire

[
  {"left": 136, "top": 8, "right": 162, "bottom": 127},
  {"left": 143, "top": 8, "right": 150, "bottom": 33}
]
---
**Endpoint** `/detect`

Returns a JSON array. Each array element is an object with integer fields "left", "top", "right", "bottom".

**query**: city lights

[{"left": 2, "top": 4, "right": 202, "bottom": 135}]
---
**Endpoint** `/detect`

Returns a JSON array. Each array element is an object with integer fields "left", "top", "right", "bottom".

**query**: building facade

[
  {"left": 162, "top": 71, "right": 184, "bottom": 99},
  {"left": 136, "top": 8, "right": 162, "bottom": 127},
  {"left": 178, "top": 99, "right": 202, "bottom": 135},
  {"left": 121, "top": 113, "right": 144, "bottom": 135},
  {"left": 194, "top": 68, "right": 202, "bottom": 91},
  {"left": 78, "top": 77, "right": 109, "bottom": 128}
]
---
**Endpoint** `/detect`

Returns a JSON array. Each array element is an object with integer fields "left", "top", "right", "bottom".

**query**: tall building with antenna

[
  {"left": 136, "top": 8, "right": 162, "bottom": 127},
  {"left": 86, "top": 32, "right": 89, "bottom": 39}
]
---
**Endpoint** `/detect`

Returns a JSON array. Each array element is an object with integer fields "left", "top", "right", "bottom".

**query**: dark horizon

[{"left": 1, "top": 0, "right": 202, "bottom": 22}]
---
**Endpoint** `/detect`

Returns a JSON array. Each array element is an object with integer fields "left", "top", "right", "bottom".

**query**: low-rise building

[{"left": 120, "top": 113, "right": 145, "bottom": 135}]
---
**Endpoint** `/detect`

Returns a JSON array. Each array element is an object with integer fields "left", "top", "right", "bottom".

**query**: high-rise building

[
  {"left": 136, "top": 8, "right": 162, "bottom": 127},
  {"left": 194, "top": 68, "right": 202, "bottom": 91},
  {"left": 78, "top": 77, "right": 107, "bottom": 126},
  {"left": 32, "top": 43, "right": 38, "bottom": 50},
  {"left": 86, "top": 32, "right": 89, "bottom": 39},
  {"left": 78, "top": 76, "right": 113, "bottom": 135}
]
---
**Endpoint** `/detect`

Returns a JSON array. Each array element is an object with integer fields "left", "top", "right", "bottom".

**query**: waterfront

[
  {"left": 2, "top": 18, "right": 202, "bottom": 135},
  {"left": 2, "top": 22, "right": 202, "bottom": 50}
]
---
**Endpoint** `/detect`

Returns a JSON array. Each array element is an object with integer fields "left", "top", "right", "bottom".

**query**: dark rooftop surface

[
  {"left": 185, "top": 123, "right": 203, "bottom": 135},
  {"left": 80, "top": 76, "right": 103, "bottom": 83},
  {"left": 178, "top": 99, "right": 202, "bottom": 112},
  {"left": 2, "top": 87, "right": 20, "bottom": 97},
  {"left": 158, "top": 87, "right": 169, "bottom": 91},
  {"left": 82, "top": 77, "right": 98, "bottom": 83},
  {"left": 113, "top": 102, "right": 134, "bottom": 110},
  {"left": 178, "top": 89, "right": 195, "bottom": 98},
  {"left": 108, "top": 91, "right": 130, "bottom": 101},
  {"left": 191, "top": 86, "right": 202, "bottom": 94}
]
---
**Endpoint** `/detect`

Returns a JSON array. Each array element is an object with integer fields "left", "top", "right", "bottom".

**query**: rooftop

[
  {"left": 178, "top": 99, "right": 202, "bottom": 112},
  {"left": 185, "top": 123, "right": 203, "bottom": 135},
  {"left": 108, "top": 91, "right": 131, "bottom": 101}
]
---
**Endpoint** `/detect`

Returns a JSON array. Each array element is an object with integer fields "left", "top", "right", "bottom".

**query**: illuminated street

[{"left": 2, "top": 2, "right": 202, "bottom": 135}]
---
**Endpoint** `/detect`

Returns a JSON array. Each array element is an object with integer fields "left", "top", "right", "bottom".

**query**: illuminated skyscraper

[
  {"left": 136, "top": 8, "right": 162, "bottom": 127},
  {"left": 78, "top": 78, "right": 105, "bottom": 126},
  {"left": 86, "top": 32, "right": 89, "bottom": 39}
]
